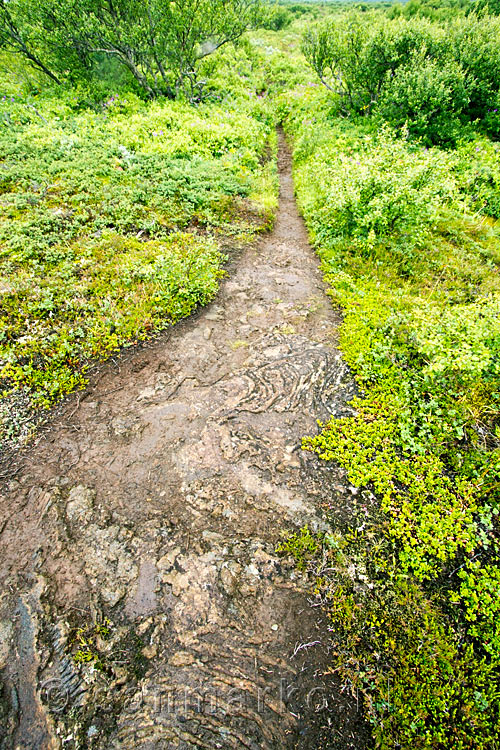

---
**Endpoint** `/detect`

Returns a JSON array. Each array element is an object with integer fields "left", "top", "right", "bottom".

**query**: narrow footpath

[{"left": 0, "top": 134, "right": 368, "bottom": 750}]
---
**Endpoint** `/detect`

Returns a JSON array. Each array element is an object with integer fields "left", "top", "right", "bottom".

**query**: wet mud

[{"left": 0, "top": 134, "right": 370, "bottom": 750}]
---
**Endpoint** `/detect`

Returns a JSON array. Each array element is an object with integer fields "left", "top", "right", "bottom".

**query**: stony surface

[{"left": 0, "top": 135, "right": 369, "bottom": 749}]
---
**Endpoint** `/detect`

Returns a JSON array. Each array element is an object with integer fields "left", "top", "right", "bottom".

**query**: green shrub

[
  {"left": 451, "top": 14, "right": 500, "bottom": 135},
  {"left": 389, "top": 0, "right": 473, "bottom": 21},
  {"left": 302, "top": 12, "right": 500, "bottom": 143},
  {"left": 378, "top": 57, "right": 469, "bottom": 145},
  {"left": 302, "top": 13, "right": 445, "bottom": 114},
  {"left": 258, "top": 4, "right": 293, "bottom": 30},
  {"left": 455, "top": 138, "right": 500, "bottom": 218},
  {"left": 294, "top": 124, "right": 456, "bottom": 271}
]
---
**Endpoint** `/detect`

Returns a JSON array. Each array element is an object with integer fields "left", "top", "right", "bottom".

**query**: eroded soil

[{"left": 0, "top": 135, "right": 370, "bottom": 749}]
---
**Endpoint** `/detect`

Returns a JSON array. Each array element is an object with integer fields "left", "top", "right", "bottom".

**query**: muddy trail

[{"left": 0, "top": 134, "right": 370, "bottom": 750}]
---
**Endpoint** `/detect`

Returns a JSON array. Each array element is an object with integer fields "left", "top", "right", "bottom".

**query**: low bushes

[{"left": 279, "top": 85, "right": 500, "bottom": 748}]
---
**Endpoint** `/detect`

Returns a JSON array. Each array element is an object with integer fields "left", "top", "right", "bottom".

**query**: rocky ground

[{"left": 0, "top": 135, "right": 371, "bottom": 749}]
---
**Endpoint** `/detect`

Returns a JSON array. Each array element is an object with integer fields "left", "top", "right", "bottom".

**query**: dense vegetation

[
  {"left": 277, "top": 5, "right": 500, "bottom": 748},
  {"left": 302, "top": 9, "right": 500, "bottom": 143},
  {"left": 0, "top": 0, "right": 265, "bottom": 100},
  {"left": 1, "top": 1, "right": 500, "bottom": 747},
  {"left": 280, "top": 95, "right": 500, "bottom": 747}
]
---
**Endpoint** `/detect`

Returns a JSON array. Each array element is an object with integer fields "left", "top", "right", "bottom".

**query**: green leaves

[
  {"left": 302, "top": 11, "right": 500, "bottom": 144},
  {"left": 402, "top": 295, "right": 500, "bottom": 379},
  {"left": 295, "top": 124, "right": 457, "bottom": 268},
  {"left": 1, "top": 0, "right": 263, "bottom": 100},
  {"left": 378, "top": 56, "right": 470, "bottom": 146}
]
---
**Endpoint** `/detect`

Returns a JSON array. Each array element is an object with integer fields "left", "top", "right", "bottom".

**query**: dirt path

[{"left": 0, "top": 134, "right": 368, "bottom": 750}]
